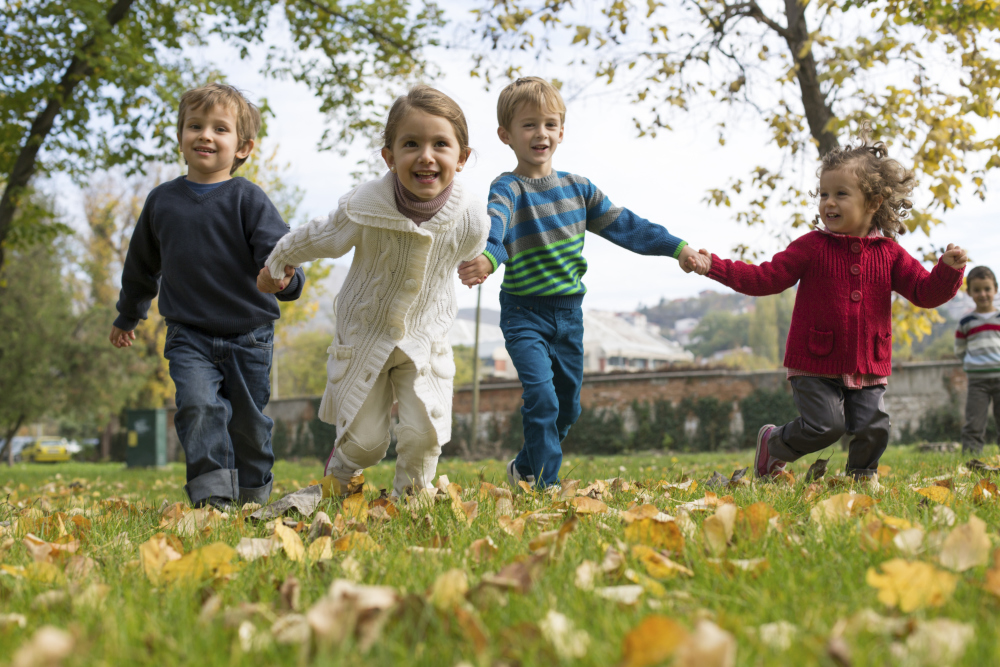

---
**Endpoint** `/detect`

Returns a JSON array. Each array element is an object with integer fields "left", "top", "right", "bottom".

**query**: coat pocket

[
  {"left": 874, "top": 332, "right": 892, "bottom": 362},
  {"left": 430, "top": 340, "right": 456, "bottom": 379},
  {"left": 807, "top": 328, "right": 835, "bottom": 357},
  {"left": 326, "top": 345, "right": 353, "bottom": 383}
]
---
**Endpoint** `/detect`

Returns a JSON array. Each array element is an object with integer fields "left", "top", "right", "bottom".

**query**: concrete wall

[{"left": 165, "top": 361, "right": 968, "bottom": 459}]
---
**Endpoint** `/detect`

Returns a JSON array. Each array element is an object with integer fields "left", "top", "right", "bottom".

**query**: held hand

[
  {"left": 678, "top": 245, "right": 712, "bottom": 276},
  {"left": 257, "top": 265, "right": 293, "bottom": 293},
  {"left": 109, "top": 325, "right": 136, "bottom": 349},
  {"left": 941, "top": 243, "right": 968, "bottom": 269},
  {"left": 458, "top": 255, "right": 493, "bottom": 288}
]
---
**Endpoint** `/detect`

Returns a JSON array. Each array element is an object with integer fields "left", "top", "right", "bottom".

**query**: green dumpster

[{"left": 126, "top": 409, "right": 167, "bottom": 468}]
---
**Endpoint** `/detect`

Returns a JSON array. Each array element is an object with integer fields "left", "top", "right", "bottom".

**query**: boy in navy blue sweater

[{"left": 111, "top": 83, "right": 304, "bottom": 508}]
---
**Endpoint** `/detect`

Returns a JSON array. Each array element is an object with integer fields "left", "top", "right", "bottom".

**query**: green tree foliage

[
  {"left": 686, "top": 311, "right": 749, "bottom": 359},
  {"left": 0, "top": 0, "right": 444, "bottom": 270},
  {"left": 468, "top": 1, "right": 1000, "bottom": 340},
  {"left": 452, "top": 345, "right": 477, "bottom": 388},
  {"left": 276, "top": 329, "right": 333, "bottom": 398}
]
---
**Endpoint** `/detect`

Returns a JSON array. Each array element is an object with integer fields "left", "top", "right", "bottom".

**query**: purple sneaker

[{"left": 755, "top": 424, "right": 787, "bottom": 479}]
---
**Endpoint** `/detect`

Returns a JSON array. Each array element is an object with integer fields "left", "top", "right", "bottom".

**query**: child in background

[
  {"left": 697, "top": 126, "right": 966, "bottom": 483},
  {"left": 458, "top": 76, "right": 710, "bottom": 489},
  {"left": 263, "top": 85, "right": 489, "bottom": 497},
  {"left": 956, "top": 266, "right": 1000, "bottom": 454},
  {"left": 111, "top": 82, "right": 304, "bottom": 508}
]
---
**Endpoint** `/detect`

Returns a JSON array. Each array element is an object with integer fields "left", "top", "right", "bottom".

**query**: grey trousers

[
  {"left": 962, "top": 377, "right": 1000, "bottom": 454},
  {"left": 768, "top": 376, "right": 890, "bottom": 478}
]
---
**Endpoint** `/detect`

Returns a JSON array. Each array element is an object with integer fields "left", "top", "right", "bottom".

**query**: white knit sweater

[{"left": 266, "top": 173, "right": 489, "bottom": 447}]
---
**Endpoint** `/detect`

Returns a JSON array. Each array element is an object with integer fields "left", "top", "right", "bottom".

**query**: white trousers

[{"left": 325, "top": 347, "right": 441, "bottom": 496}]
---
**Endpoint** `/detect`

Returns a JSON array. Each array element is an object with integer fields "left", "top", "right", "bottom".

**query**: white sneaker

[{"left": 506, "top": 459, "right": 535, "bottom": 489}]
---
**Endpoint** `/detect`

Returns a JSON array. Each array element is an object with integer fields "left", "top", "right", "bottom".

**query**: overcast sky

[{"left": 68, "top": 4, "right": 1000, "bottom": 314}]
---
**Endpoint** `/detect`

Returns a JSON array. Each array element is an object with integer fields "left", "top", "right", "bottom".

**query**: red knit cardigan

[{"left": 707, "top": 231, "right": 964, "bottom": 376}]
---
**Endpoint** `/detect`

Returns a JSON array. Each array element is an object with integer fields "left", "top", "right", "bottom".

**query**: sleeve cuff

[
  {"left": 482, "top": 251, "right": 499, "bottom": 273},
  {"left": 113, "top": 315, "right": 139, "bottom": 331},
  {"left": 707, "top": 254, "right": 728, "bottom": 283},
  {"left": 671, "top": 241, "right": 688, "bottom": 259}
]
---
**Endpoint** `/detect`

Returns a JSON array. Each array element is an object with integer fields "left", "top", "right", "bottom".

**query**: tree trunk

[
  {"left": 1, "top": 414, "right": 25, "bottom": 466},
  {"left": 0, "top": 0, "right": 137, "bottom": 271},
  {"left": 782, "top": 0, "right": 838, "bottom": 156}
]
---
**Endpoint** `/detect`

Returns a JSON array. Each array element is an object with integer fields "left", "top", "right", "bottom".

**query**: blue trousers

[
  {"left": 164, "top": 321, "right": 275, "bottom": 505},
  {"left": 500, "top": 292, "right": 584, "bottom": 486}
]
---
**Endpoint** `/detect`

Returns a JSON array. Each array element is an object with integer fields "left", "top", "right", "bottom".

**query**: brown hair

[
  {"left": 497, "top": 76, "right": 566, "bottom": 130},
  {"left": 814, "top": 123, "right": 916, "bottom": 239},
  {"left": 177, "top": 82, "right": 261, "bottom": 174},
  {"left": 968, "top": 266, "right": 998, "bottom": 290},
  {"left": 382, "top": 85, "right": 470, "bottom": 156}
]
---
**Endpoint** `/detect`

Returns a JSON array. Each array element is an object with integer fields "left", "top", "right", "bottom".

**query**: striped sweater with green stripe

[{"left": 483, "top": 171, "right": 687, "bottom": 307}]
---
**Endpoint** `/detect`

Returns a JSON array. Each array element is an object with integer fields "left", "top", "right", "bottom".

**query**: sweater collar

[
  {"left": 392, "top": 174, "right": 454, "bottom": 224},
  {"left": 343, "top": 171, "right": 463, "bottom": 233}
]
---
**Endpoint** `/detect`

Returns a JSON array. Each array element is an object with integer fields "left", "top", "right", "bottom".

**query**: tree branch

[
  {"left": 299, "top": 0, "right": 416, "bottom": 56},
  {"left": 0, "top": 0, "right": 137, "bottom": 271}
]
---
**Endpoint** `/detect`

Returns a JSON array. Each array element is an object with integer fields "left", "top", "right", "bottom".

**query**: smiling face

[
  {"left": 968, "top": 277, "right": 998, "bottom": 313},
  {"left": 381, "top": 109, "right": 468, "bottom": 202},
  {"left": 177, "top": 103, "right": 253, "bottom": 183},
  {"left": 817, "top": 166, "right": 878, "bottom": 237},
  {"left": 498, "top": 102, "right": 564, "bottom": 179}
]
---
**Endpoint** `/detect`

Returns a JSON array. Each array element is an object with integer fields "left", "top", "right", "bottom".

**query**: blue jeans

[
  {"left": 164, "top": 321, "right": 275, "bottom": 505},
  {"left": 500, "top": 292, "right": 584, "bottom": 487}
]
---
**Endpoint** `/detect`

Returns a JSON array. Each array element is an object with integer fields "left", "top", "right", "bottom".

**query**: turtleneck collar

[{"left": 393, "top": 174, "right": 454, "bottom": 225}]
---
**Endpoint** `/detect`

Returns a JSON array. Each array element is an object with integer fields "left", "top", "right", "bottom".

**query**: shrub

[{"left": 739, "top": 388, "right": 798, "bottom": 449}]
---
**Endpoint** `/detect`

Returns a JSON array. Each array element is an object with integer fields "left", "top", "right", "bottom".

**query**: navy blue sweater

[{"left": 115, "top": 177, "right": 305, "bottom": 335}]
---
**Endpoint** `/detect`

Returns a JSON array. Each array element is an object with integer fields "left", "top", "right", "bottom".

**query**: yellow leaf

[
  {"left": 498, "top": 515, "right": 525, "bottom": 539},
  {"left": 333, "top": 531, "right": 382, "bottom": 552},
  {"left": 735, "top": 502, "right": 779, "bottom": 542},
  {"left": 306, "top": 536, "right": 334, "bottom": 561},
  {"left": 632, "top": 545, "right": 693, "bottom": 579},
  {"left": 972, "top": 478, "right": 999, "bottom": 503},
  {"left": 866, "top": 559, "right": 957, "bottom": 612},
  {"left": 275, "top": 523, "right": 305, "bottom": 562},
  {"left": 138, "top": 533, "right": 184, "bottom": 585},
  {"left": 342, "top": 494, "right": 368, "bottom": 522},
  {"left": 915, "top": 486, "right": 953, "bottom": 504},
  {"left": 160, "top": 542, "right": 240, "bottom": 585},
  {"left": 624, "top": 519, "right": 685, "bottom": 554},
  {"left": 429, "top": 569, "right": 469, "bottom": 610},
  {"left": 619, "top": 615, "right": 689, "bottom": 667},
  {"left": 702, "top": 504, "right": 736, "bottom": 556},
  {"left": 810, "top": 493, "right": 875, "bottom": 525}
]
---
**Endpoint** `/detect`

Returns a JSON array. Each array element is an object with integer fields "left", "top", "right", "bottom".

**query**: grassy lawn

[{"left": 2, "top": 446, "right": 1000, "bottom": 666}]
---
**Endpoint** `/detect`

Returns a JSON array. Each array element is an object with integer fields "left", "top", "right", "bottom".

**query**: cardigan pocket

[
  {"left": 326, "top": 345, "right": 353, "bottom": 383},
  {"left": 430, "top": 341, "right": 456, "bottom": 379},
  {"left": 807, "top": 328, "right": 834, "bottom": 357},
  {"left": 874, "top": 332, "right": 892, "bottom": 362}
]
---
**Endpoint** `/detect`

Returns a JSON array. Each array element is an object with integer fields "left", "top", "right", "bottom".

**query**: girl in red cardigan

[{"left": 700, "top": 130, "right": 967, "bottom": 483}]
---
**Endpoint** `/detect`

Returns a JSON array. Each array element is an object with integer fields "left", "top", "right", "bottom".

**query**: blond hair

[
  {"left": 382, "top": 85, "right": 470, "bottom": 155},
  {"left": 177, "top": 82, "right": 261, "bottom": 174},
  {"left": 496, "top": 77, "right": 566, "bottom": 129}
]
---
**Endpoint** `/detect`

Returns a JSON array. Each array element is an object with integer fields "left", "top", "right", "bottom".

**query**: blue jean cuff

[
  {"left": 239, "top": 480, "right": 273, "bottom": 505},
  {"left": 185, "top": 469, "right": 239, "bottom": 505},
  {"left": 846, "top": 467, "right": 877, "bottom": 479}
]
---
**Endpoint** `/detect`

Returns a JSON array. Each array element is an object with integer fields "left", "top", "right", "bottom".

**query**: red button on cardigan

[
  {"left": 851, "top": 242, "right": 862, "bottom": 253},
  {"left": 851, "top": 290, "right": 862, "bottom": 302},
  {"left": 851, "top": 264, "right": 861, "bottom": 275}
]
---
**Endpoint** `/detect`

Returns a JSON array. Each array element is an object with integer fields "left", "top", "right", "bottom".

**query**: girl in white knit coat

[{"left": 260, "top": 86, "right": 489, "bottom": 496}]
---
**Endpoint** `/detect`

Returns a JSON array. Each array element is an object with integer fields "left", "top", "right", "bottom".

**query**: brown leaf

[
  {"left": 570, "top": 496, "right": 609, "bottom": 514},
  {"left": 938, "top": 515, "right": 991, "bottom": 572},
  {"left": 368, "top": 496, "right": 399, "bottom": 518},
  {"left": 11, "top": 625, "right": 74, "bottom": 667},
  {"left": 528, "top": 515, "right": 578, "bottom": 557},
  {"left": 22, "top": 533, "right": 79, "bottom": 563},
  {"left": 624, "top": 519, "right": 685, "bottom": 554},
  {"left": 859, "top": 519, "right": 898, "bottom": 553},
  {"left": 809, "top": 493, "right": 875, "bottom": 526},
  {"left": 307, "top": 579, "right": 398, "bottom": 652},
  {"left": 804, "top": 457, "right": 830, "bottom": 482},
  {"left": 702, "top": 504, "right": 736, "bottom": 556},
  {"left": 342, "top": 493, "right": 368, "bottom": 522},
  {"left": 866, "top": 559, "right": 957, "bottom": 612},
  {"left": 705, "top": 558, "right": 770, "bottom": 576},
  {"left": 453, "top": 603, "right": 490, "bottom": 655},
  {"left": 467, "top": 536, "right": 499, "bottom": 563},
  {"left": 675, "top": 492, "right": 734, "bottom": 512},
  {"left": 279, "top": 576, "right": 301, "bottom": 611},
  {"left": 735, "top": 502, "right": 779, "bottom": 542},
  {"left": 674, "top": 619, "right": 737, "bottom": 667},
  {"left": 481, "top": 553, "right": 547, "bottom": 594},
  {"left": 498, "top": 515, "right": 525, "bottom": 539},
  {"left": 972, "top": 478, "right": 999, "bottom": 503},
  {"left": 983, "top": 548, "right": 1000, "bottom": 598},
  {"left": 620, "top": 504, "right": 666, "bottom": 524},
  {"left": 618, "top": 615, "right": 689, "bottom": 667}
]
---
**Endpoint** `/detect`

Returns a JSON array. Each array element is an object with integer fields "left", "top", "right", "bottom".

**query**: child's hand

[
  {"left": 109, "top": 325, "right": 136, "bottom": 349},
  {"left": 678, "top": 245, "right": 712, "bottom": 275},
  {"left": 941, "top": 243, "right": 968, "bottom": 269},
  {"left": 458, "top": 255, "right": 493, "bottom": 288},
  {"left": 258, "top": 265, "right": 294, "bottom": 293}
]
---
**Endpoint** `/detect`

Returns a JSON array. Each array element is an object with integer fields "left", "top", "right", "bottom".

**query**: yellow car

[{"left": 20, "top": 437, "right": 72, "bottom": 463}]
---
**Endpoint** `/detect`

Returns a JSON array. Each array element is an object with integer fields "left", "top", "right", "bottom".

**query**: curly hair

[{"left": 815, "top": 123, "right": 916, "bottom": 239}]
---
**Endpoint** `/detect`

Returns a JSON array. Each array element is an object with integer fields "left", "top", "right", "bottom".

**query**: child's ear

[
  {"left": 381, "top": 147, "right": 395, "bottom": 171},
  {"left": 497, "top": 126, "right": 512, "bottom": 146},
  {"left": 867, "top": 196, "right": 882, "bottom": 214},
  {"left": 457, "top": 147, "right": 471, "bottom": 171},
  {"left": 235, "top": 138, "right": 255, "bottom": 160}
]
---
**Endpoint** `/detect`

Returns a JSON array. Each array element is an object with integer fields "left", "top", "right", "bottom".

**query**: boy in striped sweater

[
  {"left": 956, "top": 265, "right": 1000, "bottom": 454},
  {"left": 458, "top": 77, "right": 710, "bottom": 488}
]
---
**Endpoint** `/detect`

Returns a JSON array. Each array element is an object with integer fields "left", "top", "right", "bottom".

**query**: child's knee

[
  {"left": 394, "top": 425, "right": 439, "bottom": 456},
  {"left": 337, "top": 433, "right": 391, "bottom": 470}
]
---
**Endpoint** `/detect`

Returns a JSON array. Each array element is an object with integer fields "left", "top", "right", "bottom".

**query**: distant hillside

[{"left": 640, "top": 290, "right": 754, "bottom": 331}]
